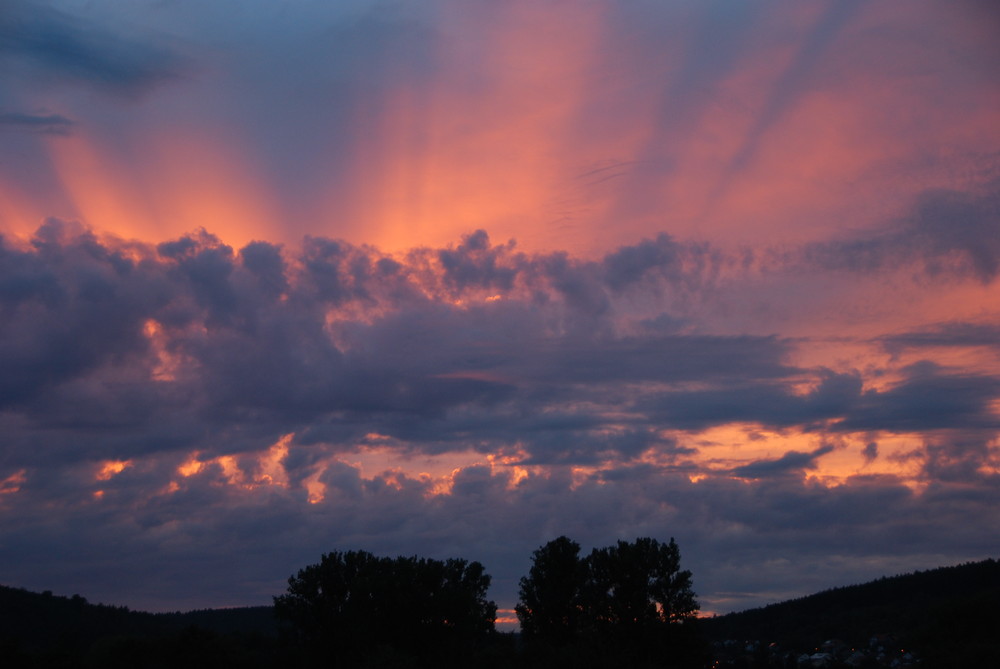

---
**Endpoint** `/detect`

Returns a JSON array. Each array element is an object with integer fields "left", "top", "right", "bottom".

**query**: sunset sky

[{"left": 1, "top": 0, "right": 999, "bottom": 626}]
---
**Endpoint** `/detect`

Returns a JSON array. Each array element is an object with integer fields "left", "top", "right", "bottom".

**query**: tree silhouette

[
  {"left": 587, "top": 537, "right": 698, "bottom": 633},
  {"left": 516, "top": 536, "right": 702, "bottom": 666},
  {"left": 516, "top": 536, "right": 588, "bottom": 644},
  {"left": 274, "top": 550, "right": 496, "bottom": 664}
]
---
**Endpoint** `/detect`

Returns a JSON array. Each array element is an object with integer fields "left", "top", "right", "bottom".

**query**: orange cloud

[
  {"left": 96, "top": 460, "right": 131, "bottom": 481},
  {"left": 0, "top": 469, "right": 27, "bottom": 496}
]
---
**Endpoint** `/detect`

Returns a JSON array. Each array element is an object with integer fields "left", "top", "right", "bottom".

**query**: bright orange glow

[
  {"left": 96, "top": 460, "right": 131, "bottom": 481},
  {"left": 140, "top": 129, "right": 280, "bottom": 247},
  {"left": 378, "top": 471, "right": 406, "bottom": 491},
  {"left": 342, "top": 445, "right": 485, "bottom": 483},
  {"left": 216, "top": 456, "right": 243, "bottom": 486},
  {"left": 178, "top": 456, "right": 204, "bottom": 478},
  {"left": 508, "top": 466, "right": 529, "bottom": 489},
  {"left": 93, "top": 490, "right": 105, "bottom": 500},
  {"left": 0, "top": 469, "right": 27, "bottom": 496},
  {"left": 677, "top": 424, "right": 927, "bottom": 489},
  {"left": 40, "top": 121, "right": 280, "bottom": 250},
  {"left": 143, "top": 319, "right": 188, "bottom": 382},
  {"left": 255, "top": 434, "right": 292, "bottom": 488},
  {"left": 486, "top": 450, "right": 533, "bottom": 490},
  {"left": 495, "top": 608, "right": 518, "bottom": 625},
  {"left": 570, "top": 466, "right": 597, "bottom": 490},
  {"left": 44, "top": 131, "right": 156, "bottom": 242},
  {"left": 322, "top": 0, "right": 619, "bottom": 256},
  {"left": 302, "top": 471, "right": 326, "bottom": 505},
  {"left": 0, "top": 2, "right": 994, "bottom": 262},
  {"left": 0, "top": 179, "right": 64, "bottom": 241},
  {"left": 427, "top": 470, "right": 460, "bottom": 498},
  {"left": 172, "top": 436, "right": 294, "bottom": 494}
]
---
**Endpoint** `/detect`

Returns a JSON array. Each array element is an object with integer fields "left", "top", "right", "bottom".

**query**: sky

[{"left": 1, "top": 0, "right": 999, "bottom": 627}]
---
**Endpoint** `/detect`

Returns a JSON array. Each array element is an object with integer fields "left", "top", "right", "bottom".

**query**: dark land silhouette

[
  {"left": 1, "top": 550, "right": 997, "bottom": 668},
  {"left": 701, "top": 557, "right": 1000, "bottom": 668}
]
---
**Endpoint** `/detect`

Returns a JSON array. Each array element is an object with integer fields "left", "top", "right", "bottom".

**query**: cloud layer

[
  {"left": 1, "top": 217, "right": 998, "bottom": 618},
  {"left": 0, "top": 0, "right": 998, "bottom": 624}
]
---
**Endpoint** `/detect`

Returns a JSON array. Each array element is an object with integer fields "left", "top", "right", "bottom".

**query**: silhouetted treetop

[
  {"left": 516, "top": 536, "right": 588, "bottom": 644},
  {"left": 587, "top": 537, "right": 698, "bottom": 632},
  {"left": 517, "top": 535, "right": 701, "bottom": 667},
  {"left": 274, "top": 550, "right": 496, "bottom": 663}
]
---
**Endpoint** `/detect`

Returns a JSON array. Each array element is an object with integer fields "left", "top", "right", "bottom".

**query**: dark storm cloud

[
  {"left": 642, "top": 371, "right": 862, "bottom": 431},
  {"left": 862, "top": 441, "right": 878, "bottom": 463},
  {"left": 4, "top": 221, "right": 997, "bottom": 473},
  {"left": 518, "top": 428, "right": 685, "bottom": 466},
  {"left": 0, "top": 223, "right": 744, "bottom": 465},
  {"left": 879, "top": 321, "right": 1000, "bottom": 354},
  {"left": 0, "top": 0, "right": 184, "bottom": 97},
  {"left": 804, "top": 182, "right": 1000, "bottom": 282},
  {"left": 4, "top": 446, "right": 996, "bottom": 617},
  {"left": 641, "top": 362, "right": 1000, "bottom": 435},
  {"left": 922, "top": 435, "right": 997, "bottom": 484},
  {"left": 0, "top": 220, "right": 163, "bottom": 409},
  {"left": 0, "top": 111, "right": 73, "bottom": 135},
  {"left": 731, "top": 444, "right": 836, "bottom": 479},
  {"left": 2, "top": 220, "right": 998, "bottom": 619},
  {"left": 519, "top": 334, "right": 794, "bottom": 386},
  {"left": 437, "top": 230, "right": 518, "bottom": 294},
  {"left": 836, "top": 363, "right": 1000, "bottom": 432},
  {"left": 602, "top": 233, "right": 687, "bottom": 290}
]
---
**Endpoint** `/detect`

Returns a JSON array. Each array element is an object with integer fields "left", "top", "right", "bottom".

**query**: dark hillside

[
  {"left": 701, "top": 558, "right": 1000, "bottom": 666},
  {"left": 0, "top": 585, "right": 282, "bottom": 667},
  {"left": 0, "top": 586, "right": 161, "bottom": 652},
  {"left": 161, "top": 606, "right": 280, "bottom": 636}
]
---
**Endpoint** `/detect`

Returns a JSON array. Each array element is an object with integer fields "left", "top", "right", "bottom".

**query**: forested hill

[
  {"left": 0, "top": 585, "right": 279, "bottom": 665},
  {"left": 4, "top": 558, "right": 999, "bottom": 666},
  {"left": 700, "top": 558, "right": 1000, "bottom": 664}
]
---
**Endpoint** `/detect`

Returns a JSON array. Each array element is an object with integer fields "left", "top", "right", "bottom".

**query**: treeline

[
  {"left": 516, "top": 536, "right": 705, "bottom": 668},
  {"left": 5, "top": 549, "right": 998, "bottom": 668},
  {"left": 273, "top": 551, "right": 498, "bottom": 668},
  {"left": 274, "top": 537, "right": 704, "bottom": 668},
  {"left": 0, "top": 536, "right": 702, "bottom": 668}
]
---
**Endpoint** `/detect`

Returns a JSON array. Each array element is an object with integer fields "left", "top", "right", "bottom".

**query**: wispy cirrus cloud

[{"left": 0, "top": 111, "right": 74, "bottom": 135}]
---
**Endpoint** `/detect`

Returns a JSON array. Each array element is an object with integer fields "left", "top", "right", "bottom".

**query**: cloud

[
  {"left": 0, "top": 219, "right": 165, "bottom": 411},
  {"left": 0, "top": 0, "right": 998, "bottom": 629},
  {"left": 0, "top": 0, "right": 184, "bottom": 97},
  {"left": 0, "top": 111, "right": 74, "bottom": 135},
  {"left": 642, "top": 371, "right": 862, "bottom": 431},
  {"left": 437, "top": 230, "right": 519, "bottom": 295},
  {"left": 879, "top": 321, "right": 1000, "bottom": 354},
  {"left": 837, "top": 364, "right": 1000, "bottom": 433},
  {"left": 1, "top": 220, "right": 998, "bottom": 621},
  {"left": 862, "top": 441, "right": 878, "bottom": 463},
  {"left": 803, "top": 182, "right": 1000, "bottom": 283},
  {"left": 3, "top": 221, "right": 996, "bottom": 471},
  {"left": 2, "top": 444, "right": 995, "bottom": 618},
  {"left": 732, "top": 444, "right": 836, "bottom": 479}
]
